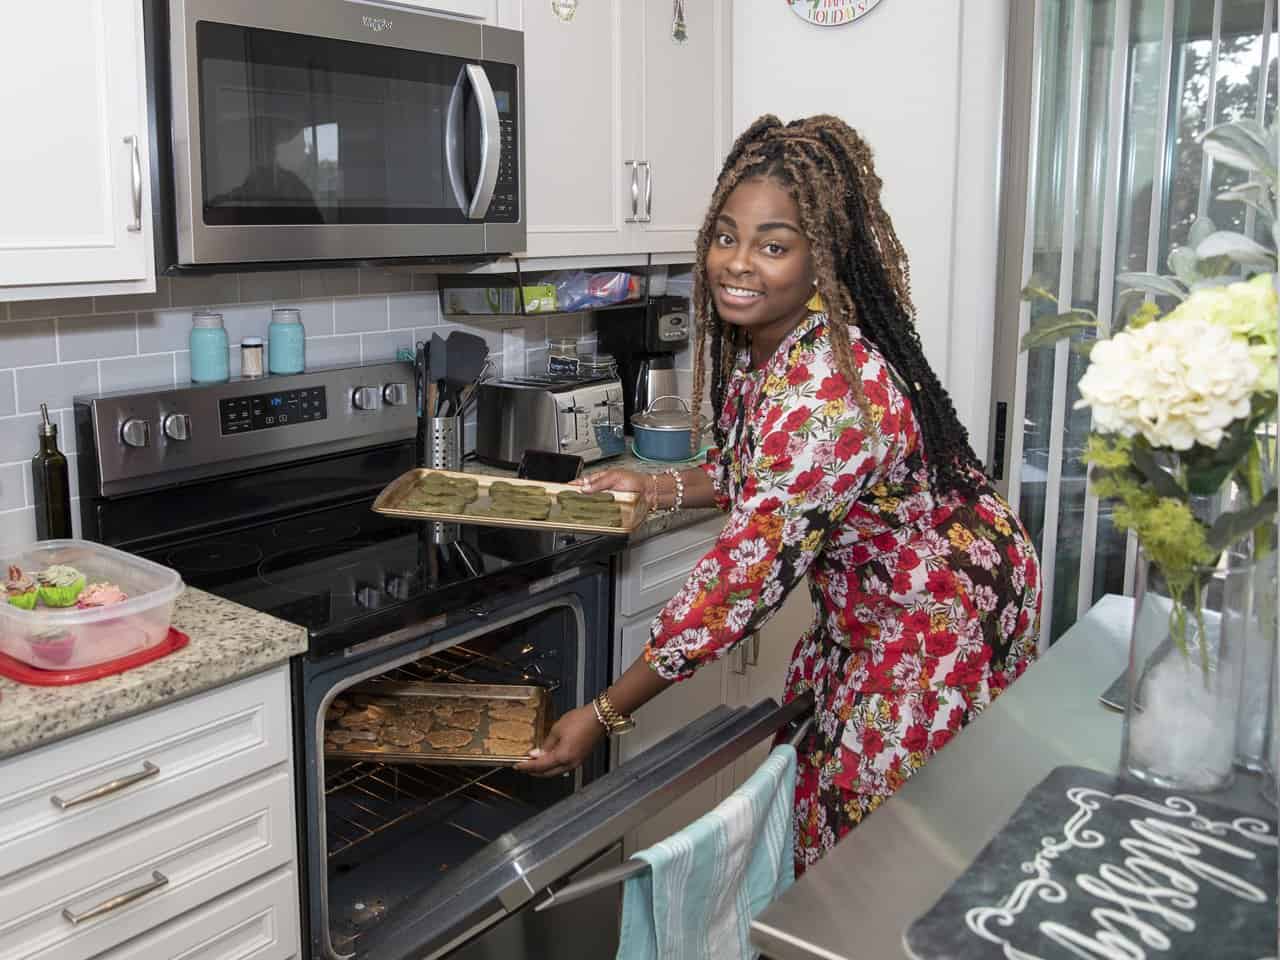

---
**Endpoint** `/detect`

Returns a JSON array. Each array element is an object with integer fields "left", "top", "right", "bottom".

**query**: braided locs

[{"left": 690, "top": 114, "right": 985, "bottom": 497}]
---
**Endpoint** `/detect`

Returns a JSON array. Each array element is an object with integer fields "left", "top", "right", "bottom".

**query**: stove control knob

[
  {"left": 163, "top": 413, "right": 191, "bottom": 442},
  {"left": 121, "top": 418, "right": 151, "bottom": 448},
  {"left": 383, "top": 382, "right": 410, "bottom": 406},
  {"left": 352, "top": 386, "right": 381, "bottom": 411},
  {"left": 355, "top": 585, "right": 381, "bottom": 609}
]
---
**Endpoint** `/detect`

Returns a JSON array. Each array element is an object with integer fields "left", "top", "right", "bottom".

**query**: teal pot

[{"left": 631, "top": 396, "right": 698, "bottom": 462}]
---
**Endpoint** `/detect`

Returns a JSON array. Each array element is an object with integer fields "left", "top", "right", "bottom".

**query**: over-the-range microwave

[{"left": 144, "top": 0, "right": 524, "bottom": 271}]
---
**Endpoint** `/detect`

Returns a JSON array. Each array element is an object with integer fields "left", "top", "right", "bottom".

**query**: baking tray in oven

[
  {"left": 323, "top": 682, "right": 554, "bottom": 767},
  {"left": 372, "top": 468, "right": 643, "bottom": 536}
]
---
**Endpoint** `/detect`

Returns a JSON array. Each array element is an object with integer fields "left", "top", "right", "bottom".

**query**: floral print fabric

[{"left": 644, "top": 312, "right": 1041, "bottom": 869}]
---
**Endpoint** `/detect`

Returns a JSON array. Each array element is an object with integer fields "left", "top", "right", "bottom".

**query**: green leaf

[
  {"left": 1020, "top": 283, "right": 1060, "bottom": 307},
  {"left": 1182, "top": 413, "right": 1270, "bottom": 495},
  {"left": 1117, "top": 272, "right": 1189, "bottom": 301},
  {"left": 1187, "top": 216, "right": 1217, "bottom": 248},
  {"left": 1195, "top": 231, "right": 1278, "bottom": 269},
  {"left": 1070, "top": 339, "right": 1096, "bottom": 358},
  {"left": 1167, "top": 246, "right": 1201, "bottom": 283},
  {"left": 1201, "top": 122, "right": 1277, "bottom": 182},
  {"left": 1217, "top": 184, "right": 1277, "bottom": 226},
  {"left": 1020, "top": 312, "right": 1097, "bottom": 352},
  {"left": 1206, "top": 489, "right": 1280, "bottom": 551},
  {"left": 1129, "top": 444, "right": 1186, "bottom": 500}
]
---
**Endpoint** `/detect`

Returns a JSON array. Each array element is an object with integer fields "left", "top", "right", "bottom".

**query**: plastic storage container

[{"left": 0, "top": 540, "right": 184, "bottom": 671}]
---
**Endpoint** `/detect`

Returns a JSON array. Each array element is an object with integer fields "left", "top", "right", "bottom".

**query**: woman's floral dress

[{"left": 644, "top": 312, "right": 1041, "bottom": 870}]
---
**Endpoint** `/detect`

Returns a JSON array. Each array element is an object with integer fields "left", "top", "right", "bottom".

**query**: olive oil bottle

[{"left": 32, "top": 403, "right": 71, "bottom": 540}]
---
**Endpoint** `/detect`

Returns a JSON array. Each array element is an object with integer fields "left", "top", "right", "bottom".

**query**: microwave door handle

[
  {"left": 445, "top": 68, "right": 471, "bottom": 213},
  {"left": 464, "top": 64, "right": 501, "bottom": 219}
]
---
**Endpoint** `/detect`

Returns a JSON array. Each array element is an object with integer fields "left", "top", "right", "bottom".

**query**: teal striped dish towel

[{"left": 616, "top": 744, "right": 797, "bottom": 960}]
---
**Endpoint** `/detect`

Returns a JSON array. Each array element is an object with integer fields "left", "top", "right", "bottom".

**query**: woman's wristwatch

[{"left": 591, "top": 692, "right": 636, "bottom": 736}]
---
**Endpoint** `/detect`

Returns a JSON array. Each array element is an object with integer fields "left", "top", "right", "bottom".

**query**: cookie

[
  {"left": 557, "top": 490, "right": 615, "bottom": 506},
  {"left": 382, "top": 725, "right": 427, "bottom": 747},
  {"left": 426, "top": 729, "right": 474, "bottom": 750},
  {"left": 444, "top": 708, "right": 484, "bottom": 730},
  {"left": 339, "top": 707, "right": 387, "bottom": 727},
  {"left": 484, "top": 737, "right": 532, "bottom": 756},
  {"left": 327, "top": 729, "right": 357, "bottom": 744},
  {"left": 489, "top": 719, "right": 535, "bottom": 742},
  {"left": 489, "top": 481, "right": 546, "bottom": 497},
  {"left": 488, "top": 703, "right": 538, "bottom": 723}
]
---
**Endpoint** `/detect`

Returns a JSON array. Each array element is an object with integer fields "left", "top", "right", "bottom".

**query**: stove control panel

[
  {"left": 77, "top": 362, "right": 417, "bottom": 497},
  {"left": 219, "top": 386, "right": 327, "bottom": 435}
]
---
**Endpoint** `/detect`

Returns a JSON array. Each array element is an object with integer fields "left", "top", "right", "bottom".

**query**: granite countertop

[
  {"left": 464, "top": 442, "right": 723, "bottom": 543},
  {"left": 0, "top": 588, "right": 307, "bottom": 761}
]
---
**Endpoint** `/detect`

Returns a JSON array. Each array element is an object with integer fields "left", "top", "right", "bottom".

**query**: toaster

[{"left": 474, "top": 376, "right": 626, "bottom": 467}]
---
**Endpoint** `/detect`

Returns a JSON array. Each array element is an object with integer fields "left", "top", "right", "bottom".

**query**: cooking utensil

[
  {"left": 323, "top": 681, "right": 554, "bottom": 767},
  {"left": 429, "top": 333, "right": 447, "bottom": 415},
  {"left": 446, "top": 332, "right": 489, "bottom": 411},
  {"left": 373, "top": 468, "right": 643, "bottom": 535},
  {"left": 631, "top": 395, "right": 698, "bottom": 462}
]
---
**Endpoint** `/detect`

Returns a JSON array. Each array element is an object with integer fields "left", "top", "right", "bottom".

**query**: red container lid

[{"left": 0, "top": 628, "right": 189, "bottom": 686}]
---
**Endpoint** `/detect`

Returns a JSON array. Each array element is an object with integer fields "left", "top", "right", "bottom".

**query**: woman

[{"left": 517, "top": 115, "right": 1041, "bottom": 869}]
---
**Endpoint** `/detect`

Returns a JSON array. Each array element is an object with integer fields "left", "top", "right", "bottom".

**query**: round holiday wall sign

[{"left": 787, "top": 0, "right": 885, "bottom": 26}]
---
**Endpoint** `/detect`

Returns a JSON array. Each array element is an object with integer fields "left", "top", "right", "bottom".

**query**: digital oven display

[{"left": 219, "top": 387, "right": 327, "bottom": 435}]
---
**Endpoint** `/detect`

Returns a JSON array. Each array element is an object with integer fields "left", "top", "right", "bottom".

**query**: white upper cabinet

[
  {"left": 624, "top": 0, "right": 732, "bottom": 254},
  {"left": 520, "top": 0, "right": 730, "bottom": 259},
  {"left": 520, "top": 0, "right": 629, "bottom": 258},
  {"left": 365, "top": 0, "right": 501, "bottom": 23},
  {"left": 0, "top": 0, "right": 154, "bottom": 296}
]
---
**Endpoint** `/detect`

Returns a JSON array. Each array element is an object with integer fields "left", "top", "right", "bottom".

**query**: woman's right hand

[{"left": 578, "top": 468, "right": 649, "bottom": 497}]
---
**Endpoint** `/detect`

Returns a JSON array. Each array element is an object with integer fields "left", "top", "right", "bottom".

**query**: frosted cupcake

[
  {"left": 77, "top": 582, "right": 128, "bottom": 608},
  {"left": 4, "top": 565, "right": 37, "bottom": 610},
  {"left": 36, "top": 565, "right": 86, "bottom": 608}
]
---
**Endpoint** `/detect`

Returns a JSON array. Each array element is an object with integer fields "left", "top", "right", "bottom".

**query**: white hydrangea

[{"left": 1075, "top": 314, "right": 1256, "bottom": 450}]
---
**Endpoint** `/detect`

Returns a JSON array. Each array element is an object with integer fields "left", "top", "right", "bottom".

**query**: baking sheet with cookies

[
  {"left": 371, "top": 468, "right": 643, "bottom": 536},
  {"left": 323, "top": 681, "right": 554, "bottom": 766}
]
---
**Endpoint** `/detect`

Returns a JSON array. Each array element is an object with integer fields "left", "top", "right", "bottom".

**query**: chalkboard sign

[{"left": 904, "top": 766, "right": 1278, "bottom": 960}]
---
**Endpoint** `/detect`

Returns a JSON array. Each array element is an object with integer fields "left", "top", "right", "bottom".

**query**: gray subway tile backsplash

[
  {"left": 0, "top": 463, "right": 24, "bottom": 512},
  {"left": 0, "top": 413, "right": 43, "bottom": 462},
  {"left": 16, "top": 362, "right": 99, "bottom": 415},
  {"left": 302, "top": 335, "right": 363, "bottom": 368},
  {"left": 9, "top": 297, "right": 93, "bottom": 321},
  {"left": 93, "top": 279, "right": 172, "bottom": 313},
  {"left": 334, "top": 296, "right": 389, "bottom": 334},
  {"left": 0, "top": 371, "right": 14, "bottom": 418},
  {"left": 169, "top": 273, "right": 241, "bottom": 308},
  {"left": 301, "top": 268, "right": 359, "bottom": 299},
  {"left": 0, "top": 506, "right": 36, "bottom": 547},
  {"left": 0, "top": 319, "right": 57, "bottom": 367},
  {"left": 361, "top": 329, "right": 415, "bottom": 363},
  {"left": 139, "top": 308, "right": 194, "bottom": 354},
  {"left": 239, "top": 271, "right": 302, "bottom": 304},
  {"left": 101, "top": 354, "right": 175, "bottom": 394},
  {"left": 358, "top": 268, "right": 414, "bottom": 295},
  {"left": 389, "top": 292, "right": 437, "bottom": 330},
  {"left": 57, "top": 313, "right": 138, "bottom": 362}
]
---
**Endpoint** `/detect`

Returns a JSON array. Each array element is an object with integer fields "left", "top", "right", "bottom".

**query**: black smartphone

[{"left": 517, "top": 449, "right": 584, "bottom": 483}]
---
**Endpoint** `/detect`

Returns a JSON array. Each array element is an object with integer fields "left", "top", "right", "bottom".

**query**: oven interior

[{"left": 318, "top": 600, "right": 599, "bottom": 956}]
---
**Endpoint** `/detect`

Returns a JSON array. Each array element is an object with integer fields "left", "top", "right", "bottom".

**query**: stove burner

[
  {"left": 166, "top": 541, "right": 264, "bottom": 574},
  {"left": 258, "top": 541, "right": 385, "bottom": 596},
  {"left": 270, "top": 516, "right": 362, "bottom": 546}
]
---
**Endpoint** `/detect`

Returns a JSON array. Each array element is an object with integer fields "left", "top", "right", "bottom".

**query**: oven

[
  {"left": 75, "top": 363, "right": 809, "bottom": 959},
  {"left": 143, "top": 0, "right": 524, "bottom": 270}
]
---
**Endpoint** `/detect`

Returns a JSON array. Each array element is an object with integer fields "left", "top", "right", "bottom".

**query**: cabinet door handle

[
  {"left": 639, "top": 160, "right": 652, "bottom": 222},
  {"left": 733, "top": 643, "right": 748, "bottom": 675},
  {"left": 624, "top": 161, "right": 640, "bottom": 222},
  {"left": 51, "top": 760, "right": 159, "bottom": 810},
  {"left": 63, "top": 871, "right": 168, "bottom": 925},
  {"left": 748, "top": 633, "right": 760, "bottom": 667},
  {"left": 123, "top": 135, "right": 142, "bottom": 232}
]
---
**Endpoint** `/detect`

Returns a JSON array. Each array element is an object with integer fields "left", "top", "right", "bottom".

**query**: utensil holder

[{"left": 425, "top": 416, "right": 463, "bottom": 471}]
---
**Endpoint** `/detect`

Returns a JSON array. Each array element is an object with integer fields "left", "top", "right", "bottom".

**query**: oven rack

[
  {"left": 325, "top": 760, "right": 531, "bottom": 861},
  {"left": 371, "top": 640, "right": 561, "bottom": 692}
]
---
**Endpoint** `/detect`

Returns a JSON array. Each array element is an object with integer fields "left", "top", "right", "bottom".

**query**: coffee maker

[{"left": 595, "top": 296, "right": 690, "bottom": 435}]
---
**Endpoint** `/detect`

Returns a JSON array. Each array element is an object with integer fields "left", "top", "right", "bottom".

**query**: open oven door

[{"left": 354, "top": 693, "right": 813, "bottom": 960}]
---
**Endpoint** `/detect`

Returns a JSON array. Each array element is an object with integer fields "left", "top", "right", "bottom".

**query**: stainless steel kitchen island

[{"left": 749, "top": 593, "right": 1276, "bottom": 959}]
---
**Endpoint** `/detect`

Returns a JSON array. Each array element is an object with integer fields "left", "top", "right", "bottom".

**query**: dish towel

[{"left": 616, "top": 744, "right": 797, "bottom": 960}]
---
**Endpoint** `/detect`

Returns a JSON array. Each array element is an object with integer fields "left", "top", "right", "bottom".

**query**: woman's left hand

[{"left": 515, "top": 704, "right": 605, "bottom": 778}]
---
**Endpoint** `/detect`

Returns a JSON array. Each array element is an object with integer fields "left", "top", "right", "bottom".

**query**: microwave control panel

[{"left": 488, "top": 66, "right": 520, "bottom": 223}]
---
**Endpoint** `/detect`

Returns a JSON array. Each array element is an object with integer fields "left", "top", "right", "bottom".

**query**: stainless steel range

[{"left": 74, "top": 362, "right": 808, "bottom": 959}]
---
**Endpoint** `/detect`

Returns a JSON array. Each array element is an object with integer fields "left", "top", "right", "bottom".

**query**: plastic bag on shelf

[{"left": 551, "top": 271, "right": 640, "bottom": 311}]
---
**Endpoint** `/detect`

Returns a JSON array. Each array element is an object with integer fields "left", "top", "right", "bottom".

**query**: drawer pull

[
  {"left": 62, "top": 871, "right": 169, "bottom": 925},
  {"left": 51, "top": 761, "right": 160, "bottom": 810}
]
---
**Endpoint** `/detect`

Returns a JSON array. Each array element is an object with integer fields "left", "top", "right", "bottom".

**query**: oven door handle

[{"left": 445, "top": 64, "right": 502, "bottom": 220}]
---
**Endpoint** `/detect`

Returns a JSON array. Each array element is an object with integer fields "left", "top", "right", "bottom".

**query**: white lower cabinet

[
  {"left": 106, "top": 868, "right": 300, "bottom": 960},
  {"left": 0, "top": 666, "right": 301, "bottom": 960}
]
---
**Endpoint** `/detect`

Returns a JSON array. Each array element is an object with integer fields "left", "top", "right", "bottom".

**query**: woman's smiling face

[{"left": 706, "top": 176, "right": 816, "bottom": 361}]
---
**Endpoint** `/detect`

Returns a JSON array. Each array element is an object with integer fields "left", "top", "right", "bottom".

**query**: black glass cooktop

[{"left": 134, "top": 498, "right": 616, "bottom": 653}]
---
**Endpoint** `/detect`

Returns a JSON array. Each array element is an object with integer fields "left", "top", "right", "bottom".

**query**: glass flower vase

[
  {"left": 1122, "top": 544, "right": 1253, "bottom": 792},
  {"left": 1234, "top": 533, "right": 1277, "bottom": 774}
]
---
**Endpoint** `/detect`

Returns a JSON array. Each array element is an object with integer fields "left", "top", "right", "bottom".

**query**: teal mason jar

[
  {"left": 189, "top": 312, "right": 230, "bottom": 383},
  {"left": 268, "top": 308, "right": 306, "bottom": 375}
]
